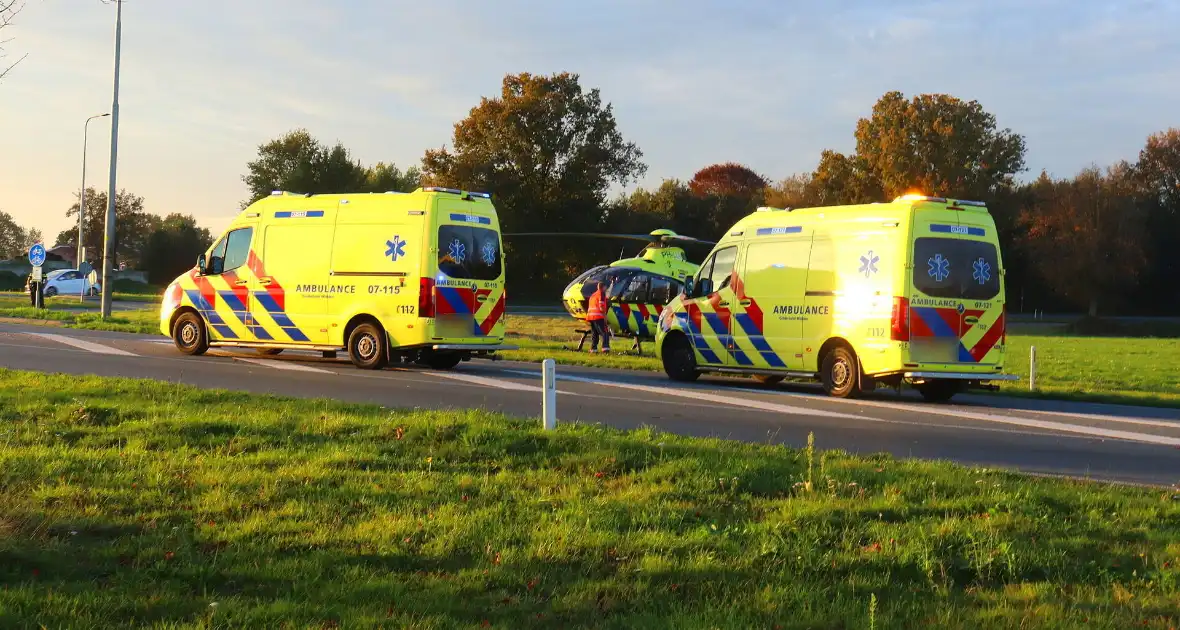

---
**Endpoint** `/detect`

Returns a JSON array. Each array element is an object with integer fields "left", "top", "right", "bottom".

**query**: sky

[{"left": 1, "top": 0, "right": 1177, "bottom": 245}]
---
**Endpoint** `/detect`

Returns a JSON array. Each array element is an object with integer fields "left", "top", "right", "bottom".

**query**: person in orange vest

[{"left": 585, "top": 281, "right": 611, "bottom": 353}]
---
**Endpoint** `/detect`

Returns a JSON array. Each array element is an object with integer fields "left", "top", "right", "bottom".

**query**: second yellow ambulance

[
  {"left": 159, "top": 187, "right": 514, "bottom": 370},
  {"left": 654, "top": 194, "right": 1018, "bottom": 402}
]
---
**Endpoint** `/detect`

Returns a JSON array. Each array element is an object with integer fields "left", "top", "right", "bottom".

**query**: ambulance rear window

[
  {"left": 438, "top": 225, "right": 502, "bottom": 281},
  {"left": 913, "top": 237, "right": 1000, "bottom": 300}
]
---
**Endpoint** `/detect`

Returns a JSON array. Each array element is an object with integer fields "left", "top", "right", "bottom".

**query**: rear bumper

[
  {"left": 904, "top": 371, "right": 1020, "bottom": 381},
  {"left": 431, "top": 343, "right": 518, "bottom": 352}
]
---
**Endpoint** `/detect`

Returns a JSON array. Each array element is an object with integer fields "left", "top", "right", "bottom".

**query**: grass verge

[{"left": 1, "top": 369, "right": 1178, "bottom": 628}]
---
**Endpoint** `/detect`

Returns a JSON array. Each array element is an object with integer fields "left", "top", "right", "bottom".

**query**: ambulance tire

[
  {"left": 915, "top": 380, "right": 961, "bottom": 403},
  {"left": 347, "top": 323, "right": 388, "bottom": 370},
  {"left": 820, "top": 345, "right": 862, "bottom": 398},
  {"left": 172, "top": 311, "right": 209, "bottom": 356},
  {"left": 661, "top": 334, "right": 699, "bottom": 382}
]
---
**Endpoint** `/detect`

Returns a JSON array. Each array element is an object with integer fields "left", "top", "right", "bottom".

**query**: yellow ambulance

[
  {"left": 654, "top": 194, "right": 1018, "bottom": 402},
  {"left": 159, "top": 187, "right": 514, "bottom": 370}
]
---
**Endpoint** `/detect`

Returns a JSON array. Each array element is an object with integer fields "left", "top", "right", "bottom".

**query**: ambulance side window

[
  {"left": 206, "top": 234, "right": 230, "bottom": 275},
  {"left": 710, "top": 246, "right": 738, "bottom": 292},
  {"left": 221, "top": 227, "right": 254, "bottom": 274}
]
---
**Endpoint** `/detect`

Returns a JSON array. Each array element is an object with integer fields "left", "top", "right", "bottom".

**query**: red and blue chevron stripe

[
  {"left": 728, "top": 275, "right": 787, "bottom": 368},
  {"left": 911, "top": 306, "right": 1004, "bottom": 363},
  {"left": 246, "top": 251, "right": 309, "bottom": 342},
  {"left": 435, "top": 286, "right": 504, "bottom": 337}
]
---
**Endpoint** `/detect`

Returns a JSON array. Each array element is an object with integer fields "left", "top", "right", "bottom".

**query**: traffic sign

[
  {"left": 28, "top": 243, "right": 46, "bottom": 267},
  {"left": 79, "top": 261, "right": 94, "bottom": 277}
]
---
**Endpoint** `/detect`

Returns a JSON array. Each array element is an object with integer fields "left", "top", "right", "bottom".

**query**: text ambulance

[
  {"left": 160, "top": 187, "right": 514, "bottom": 370},
  {"left": 654, "top": 194, "right": 1019, "bottom": 402}
]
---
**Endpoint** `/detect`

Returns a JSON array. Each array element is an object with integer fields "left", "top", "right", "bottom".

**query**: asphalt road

[{"left": 1, "top": 322, "right": 1178, "bottom": 486}]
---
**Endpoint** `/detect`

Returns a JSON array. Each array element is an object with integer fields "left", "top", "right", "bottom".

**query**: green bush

[
  {"left": 0, "top": 271, "right": 26, "bottom": 291},
  {"left": 110, "top": 278, "right": 154, "bottom": 294}
]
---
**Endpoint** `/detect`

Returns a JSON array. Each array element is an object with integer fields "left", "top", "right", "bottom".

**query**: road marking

[
  {"left": 234, "top": 358, "right": 333, "bottom": 373},
  {"left": 724, "top": 386, "right": 1180, "bottom": 433},
  {"left": 432, "top": 371, "right": 564, "bottom": 394},
  {"left": 28, "top": 333, "right": 137, "bottom": 356},
  {"left": 500, "top": 368, "right": 1180, "bottom": 447},
  {"left": 499, "top": 369, "right": 867, "bottom": 420}
]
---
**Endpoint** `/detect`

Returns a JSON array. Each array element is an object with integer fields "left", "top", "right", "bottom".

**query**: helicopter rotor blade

[
  {"left": 502, "top": 232, "right": 655, "bottom": 242},
  {"left": 661, "top": 235, "right": 717, "bottom": 246}
]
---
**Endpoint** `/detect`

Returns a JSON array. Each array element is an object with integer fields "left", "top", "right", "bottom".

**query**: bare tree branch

[{"left": 0, "top": 0, "right": 27, "bottom": 82}]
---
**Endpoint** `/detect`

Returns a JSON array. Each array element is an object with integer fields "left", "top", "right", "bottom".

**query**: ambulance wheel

[
  {"left": 347, "top": 323, "right": 388, "bottom": 370},
  {"left": 172, "top": 311, "right": 208, "bottom": 356},
  {"left": 821, "top": 345, "right": 861, "bottom": 398},
  {"left": 915, "top": 380, "right": 962, "bottom": 403},
  {"left": 256, "top": 348, "right": 283, "bottom": 356},
  {"left": 753, "top": 375, "right": 785, "bottom": 386},
  {"left": 661, "top": 334, "right": 699, "bottom": 382}
]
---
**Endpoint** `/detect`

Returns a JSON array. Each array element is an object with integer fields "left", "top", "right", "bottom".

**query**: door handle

[
  {"left": 739, "top": 299, "right": 752, "bottom": 306},
  {"left": 258, "top": 278, "right": 273, "bottom": 285},
  {"left": 235, "top": 280, "right": 249, "bottom": 286},
  {"left": 718, "top": 301, "right": 730, "bottom": 307}
]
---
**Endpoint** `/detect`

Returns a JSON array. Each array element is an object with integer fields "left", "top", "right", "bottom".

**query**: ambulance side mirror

[
  {"left": 682, "top": 278, "right": 694, "bottom": 297},
  {"left": 196, "top": 253, "right": 207, "bottom": 275}
]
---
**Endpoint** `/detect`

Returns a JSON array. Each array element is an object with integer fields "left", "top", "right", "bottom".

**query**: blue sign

[
  {"left": 755, "top": 226, "right": 802, "bottom": 236},
  {"left": 28, "top": 243, "right": 46, "bottom": 267}
]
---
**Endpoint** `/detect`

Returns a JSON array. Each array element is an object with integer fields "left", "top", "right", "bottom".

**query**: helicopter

[{"left": 503, "top": 229, "right": 716, "bottom": 354}]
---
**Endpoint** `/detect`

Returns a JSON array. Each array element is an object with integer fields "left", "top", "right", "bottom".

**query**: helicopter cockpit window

[
  {"left": 620, "top": 275, "right": 649, "bottom": 303},
  {"left": 593, "top": 267, "right": 638, "bottom": 294},
  {"left": 648, "top": 276, "right": 678, "bottom": 304},
  {"left": 568, "top": 265, "right": 608, "bottom": 291}
]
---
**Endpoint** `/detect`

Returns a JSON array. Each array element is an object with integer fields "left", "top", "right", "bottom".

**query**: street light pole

[
  {"left": 100, "top": 0, "right": 122, "bottom": 319},
  {"left": 78, "top": 112, "right": 110, "bottom": 269}
]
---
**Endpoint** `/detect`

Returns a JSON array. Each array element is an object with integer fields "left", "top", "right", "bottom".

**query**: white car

[{"left": 40, "top": 268, "right": 101, "bottom": 297}]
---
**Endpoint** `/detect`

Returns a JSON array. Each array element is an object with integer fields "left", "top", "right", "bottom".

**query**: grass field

[
  {"left": 2, "top": 296, "right": 1178, "bottom": 409},
  {"left": 1, "top": 369, "right": 1177, "bottom": 628}
]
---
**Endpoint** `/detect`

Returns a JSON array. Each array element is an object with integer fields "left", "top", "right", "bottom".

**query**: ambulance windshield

[
  {"left": 438, "top": 225, "right": 502, "bottom": 281},
  {"left": 913, "top": 238, "right": 1000, "bottom": 301}
]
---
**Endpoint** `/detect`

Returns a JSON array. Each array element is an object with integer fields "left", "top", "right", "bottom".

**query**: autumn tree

[
  {"left": 1, "top": 0, "right": 26, "bottom": 82},
  {"left": 1132, "top": 128, "right": 1180, "bottom": 313},
  {"left": 687, "top": 162, "right": 767, "bottom": 198},
  {"left": 241, "top": 129, "right": 419, "bottom": 208},
  {"left": 0, "top": 209, "right": 37, "bottom": 260},
  {"left": 808, "top": 150, "right": 884, "bottom": 204},
  {"left": 763, "top": 173, "right": 823, "bottom": 209},
  {"left": 421, "top": 72, "right": 646, "bottom": 296},
  {"left": 1016, "top": 165, "right": 1148, "bottom": 316},
  {"left": 138, "top": 213, "right": 214, "bottom": 285},
  {"left": 811, "top": 91, "right": 1026, "bottom": 204},
  {"left": 55, "top": 187, "right": 159, "bottom": 269}
]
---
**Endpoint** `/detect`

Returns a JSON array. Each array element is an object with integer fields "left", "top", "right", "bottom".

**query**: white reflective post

[
  {"left": 542, "top": 359, "right": 556, "bottom": 430},
  {"left": 1029, "top": 345, "right": 1037, "bottom": 391}
]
